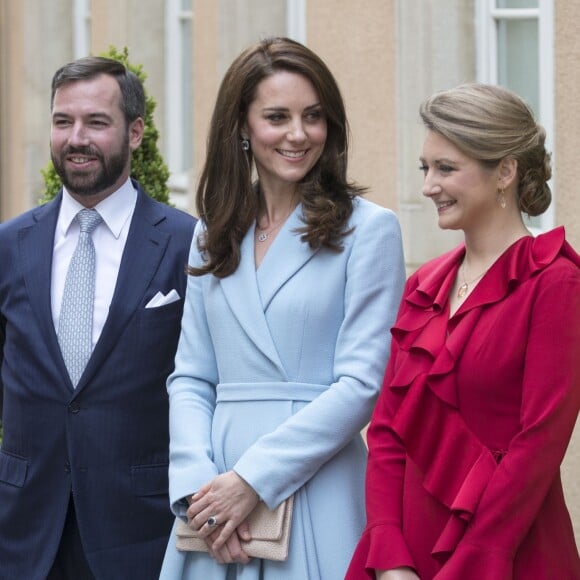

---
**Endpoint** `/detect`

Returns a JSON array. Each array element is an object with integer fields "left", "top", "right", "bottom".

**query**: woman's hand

[
  {"left": 203, "top": 524, "right": 252, "bottom": 565},
  {"left": 186, "top": 471, "right": 259, "bottom": 552},
  {"left": 376, "top": 567, "right": 420, "bottom": 580}
]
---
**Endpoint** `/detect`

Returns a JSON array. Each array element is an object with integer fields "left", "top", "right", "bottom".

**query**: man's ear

[{"left": 129, "top": 117, "right": 145, "bottom": 151}]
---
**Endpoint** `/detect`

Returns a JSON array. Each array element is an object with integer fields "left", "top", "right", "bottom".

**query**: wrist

[{"left": 232, "top": 470, "right": 259, "bottom": 500}]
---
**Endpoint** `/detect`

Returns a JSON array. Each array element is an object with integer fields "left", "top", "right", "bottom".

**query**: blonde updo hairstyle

[{"left": 419, "top": 83, "right": 551, "bottom": 216}]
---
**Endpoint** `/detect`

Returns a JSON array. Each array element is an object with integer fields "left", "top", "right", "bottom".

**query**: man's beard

[{"left": 51, "top": 135, "right": 130, "bottom": 198}]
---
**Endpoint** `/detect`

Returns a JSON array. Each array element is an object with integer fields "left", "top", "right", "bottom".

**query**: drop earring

[
  {"left": 241, "top": 138, "right": 250, "bottom": 151},
  {"left": 497, "top": 186, "right": 507, "bottom": 209}
]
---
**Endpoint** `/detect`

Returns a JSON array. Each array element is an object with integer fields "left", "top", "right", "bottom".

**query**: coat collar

[
  {"left": 255, "top": 204, "right": 318, "bottom": 309},
  {"left": 219, "top": 204, "right": 318, "bottom": 375}
]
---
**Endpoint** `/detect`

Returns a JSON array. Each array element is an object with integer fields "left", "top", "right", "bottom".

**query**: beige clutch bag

[{"left": 175, "top": 495, "right": 294, "bottom": 561}]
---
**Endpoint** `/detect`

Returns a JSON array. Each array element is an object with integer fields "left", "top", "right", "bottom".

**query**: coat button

[
  {"left": 65, "top": 461, "right": 71, "bottom": 473},
  {"left": 68, "top": 402, "right": 80, "bottom": 414}
]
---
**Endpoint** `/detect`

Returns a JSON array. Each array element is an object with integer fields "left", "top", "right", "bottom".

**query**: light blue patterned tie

[{"left": 58, "top": 208, "right": 103, "bottom": 387}]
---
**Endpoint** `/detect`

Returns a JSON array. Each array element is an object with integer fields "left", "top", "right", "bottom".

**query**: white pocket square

[{"left": 145, "top": 289, "right": 181, "bottom": 308}]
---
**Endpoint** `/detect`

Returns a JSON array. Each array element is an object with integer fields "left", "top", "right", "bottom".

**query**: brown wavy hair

[
  {"left": 190, "top": 37, "right": 364, "bottom": 278},
  {"left": 420, "top": 83, "right": 551, "bottom": 217}
]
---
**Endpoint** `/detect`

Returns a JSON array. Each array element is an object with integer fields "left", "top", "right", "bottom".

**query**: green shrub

[{"left": 40, "top": 46, "right": 171, "bottom": 205}]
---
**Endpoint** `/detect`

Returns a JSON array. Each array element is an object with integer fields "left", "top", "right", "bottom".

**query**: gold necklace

[{"left": 457, "top": 263, "right": 487, "bottom": 299}]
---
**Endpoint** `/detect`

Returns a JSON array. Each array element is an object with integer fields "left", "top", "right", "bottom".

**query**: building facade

[{"left": 1, "top": 0, "right": 579, "bottom": 542}]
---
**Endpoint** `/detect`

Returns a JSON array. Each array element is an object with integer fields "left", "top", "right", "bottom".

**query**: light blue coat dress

[{"left": 160, "top": 197, "right": 406, "bottom": 580}]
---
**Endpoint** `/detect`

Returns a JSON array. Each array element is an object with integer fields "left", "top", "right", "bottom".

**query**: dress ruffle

[
  {"left": 348, "top": 521, "right": 416, "bottom": 580},
  {"left": 387, "top": 227, "right": 576, "bottom": 563}
]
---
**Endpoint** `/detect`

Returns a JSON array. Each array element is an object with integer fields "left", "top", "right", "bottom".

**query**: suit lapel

[
  {"left": 19, "top": 196, "right": 73, "bottom": 386},
  {"left": 76, "top": 188, "right": 170, "bottom": 392}
]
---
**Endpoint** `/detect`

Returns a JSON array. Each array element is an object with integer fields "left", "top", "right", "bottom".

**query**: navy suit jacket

[{"left": 0, "top": 184, "right": 196, "bottom": 579}]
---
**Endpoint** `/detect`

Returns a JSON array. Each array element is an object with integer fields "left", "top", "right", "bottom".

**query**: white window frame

[
  {"left": 73, "top": 0, "right": 91, "bottom": 58},
  {"left": 475, "top": 0, "right": 554, "bottom": 230},
  {"left": 287, "top": 0, "right": 306, "bottom": 44},
  {"left": 165, "top": 0, "right": 194, "bottom": 209}
]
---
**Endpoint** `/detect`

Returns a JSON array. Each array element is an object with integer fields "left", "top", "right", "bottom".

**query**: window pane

[
  {"left": 496, "top": 17, "right": 542, "bottom": 227},
  {"left": 497, "top": 0, "right": 538, "bottom": 7},
  {"left": 497, "top": 19, "right": 539, "bottom": 114}
]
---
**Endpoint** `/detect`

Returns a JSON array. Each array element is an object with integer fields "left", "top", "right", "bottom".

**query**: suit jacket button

[
  {"left": 68, "top": 402, "right": 80, "bottom": 414},
  {"left": 65, "top": 461, "right": 71, "bottom": 473}
]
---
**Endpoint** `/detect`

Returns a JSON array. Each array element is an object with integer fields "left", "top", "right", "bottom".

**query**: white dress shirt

[{"left": 51, "top": 179, "right": 137, "bottom": 348}]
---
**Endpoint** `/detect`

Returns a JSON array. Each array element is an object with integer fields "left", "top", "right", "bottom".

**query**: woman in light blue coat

[{"left": 161, "top": 37, "right": 406, "bottom": 580}]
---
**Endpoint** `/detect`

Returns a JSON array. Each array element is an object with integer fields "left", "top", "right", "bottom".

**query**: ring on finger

[{"left": 207, "top": 515, "right": 219, "bottom": 527}]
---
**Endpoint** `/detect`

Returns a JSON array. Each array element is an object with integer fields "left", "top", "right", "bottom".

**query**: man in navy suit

[{"left": 0, "top": 57, "right": 196, "bottom": 579}]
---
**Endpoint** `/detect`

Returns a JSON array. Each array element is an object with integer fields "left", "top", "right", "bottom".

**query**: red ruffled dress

[{"left": 347, "top": 228, "right": 580, "bottom": 579}]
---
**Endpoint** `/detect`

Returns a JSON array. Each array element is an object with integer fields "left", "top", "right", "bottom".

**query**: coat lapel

[
  {"left": 256, "top": 204, "right": 318, "bottom": 309},
  {"left": 19, "top": 196, "right": 73, "bottom": 386},
  {"left": 219, "top": 205, "right": 317, "bottom": 375},
  {"left": 219, "top": 226, "right": 285, "bottom": 373},
  {"left": 75, "top": 188, "right": 170, "bottom": 392}
]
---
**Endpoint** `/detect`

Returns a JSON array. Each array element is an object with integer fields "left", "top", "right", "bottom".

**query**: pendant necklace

[
  {"left": 256, "top": 213, "right": 290, "bottom": 243},
  {"left": 457, "top": 263, "right": 487, "bottom": 299}
]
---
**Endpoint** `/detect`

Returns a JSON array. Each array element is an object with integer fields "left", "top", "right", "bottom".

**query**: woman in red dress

[{"left": 347, "top": 83, "right": 580, "bottom": 579}]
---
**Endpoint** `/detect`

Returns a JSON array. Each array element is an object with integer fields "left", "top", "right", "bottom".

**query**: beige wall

[
  {"left": 307, "top": 1, "right": 398, "bottom": 212},
  {"left": 90, "top": 0, "right": 168, "bottom": 159},
  {"left": 396, "top": 0, "right": 475, "bottom": 270},
  {"left": 218, "top": 0, "right": 286, "bottom": 74},
  {"left": 555, "top": 0, "right": 580, "bottom": 542},
  {"left": 0, "top": 0, "right": 26, "bottom": 218},
  {"left": 192, "top": 1, "right": 219, "bottom": 211},
  {"left": 0, "top": 0, "right": 67, "bottom": 217},
  {"left": 554, "top": 0, "right": 580, "bottom": 250}
]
